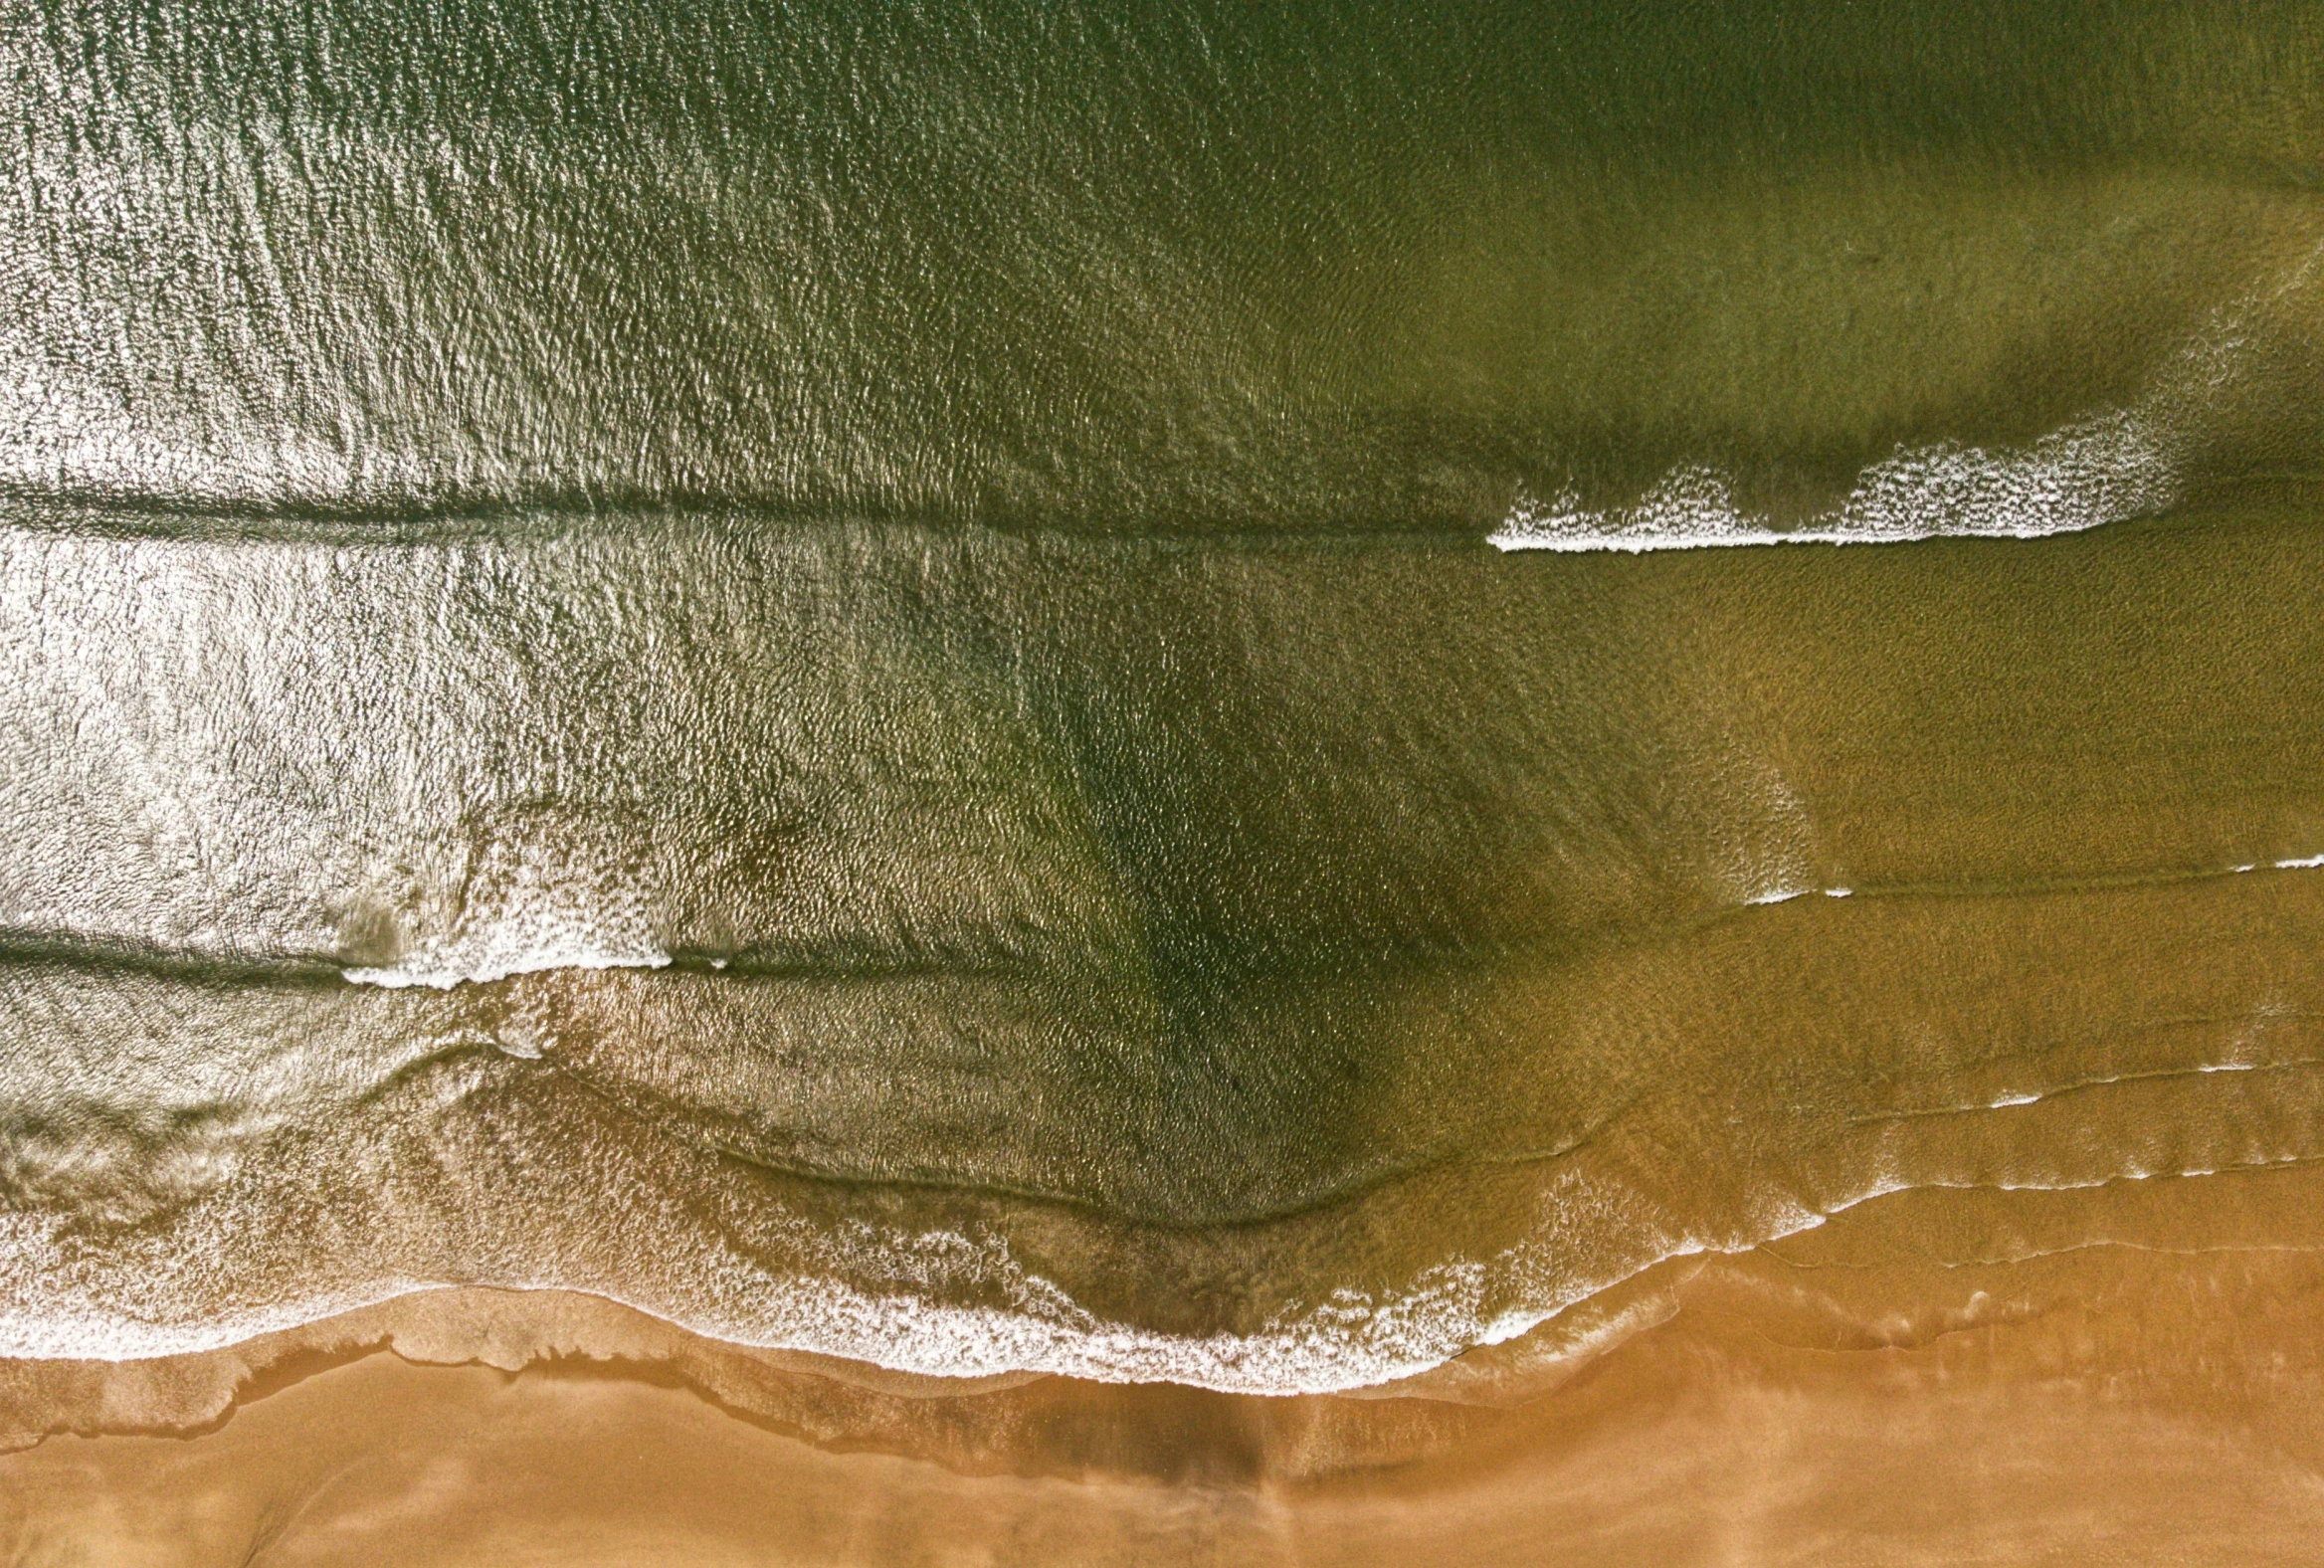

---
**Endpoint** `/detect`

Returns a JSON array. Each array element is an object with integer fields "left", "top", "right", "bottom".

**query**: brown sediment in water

[
  {"left": 8, "top": 1185, "right": 2324, "bottom": 1568},
  {"left": 10, "top": 5, "right": 2324, "bottom": 1557},
  {"left": 14, "top": 506, "right": 2324, "bottom": 1560}
]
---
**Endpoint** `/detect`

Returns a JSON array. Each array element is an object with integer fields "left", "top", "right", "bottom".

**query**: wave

[
  {"left": 342, "top": 938, "right": 672, "bottom": 992},
  {"left": 1488, "top": 407, "right": 2180, "bottom": 553},
  {"left": 8, "top": 1044, "right": 2319, "bottom": 1394},
  {"left": 3, "top": 475, "right": 2322, "bottom": 1398},
  {"left": 1487, "top": 254, "right": 2309, "bottom": 553},
  {"left": 0, "top": 1202, "right": 1738, "bottom": 1394},
  {"left": 10, "top": 854, "right": 2324, "bottom": 1392},
  {"left": 4, "top": 1154, "right": 2311, "bottom": 1394}
]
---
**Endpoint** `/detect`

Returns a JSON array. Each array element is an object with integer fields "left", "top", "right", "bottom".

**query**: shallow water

[{"left": 4, "top": 1, "right": 2324, "bottom": 1560}]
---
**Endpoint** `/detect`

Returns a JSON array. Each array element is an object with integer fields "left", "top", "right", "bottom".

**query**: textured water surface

[{"left": 6, "top": 2, "right": 2324, "bottom": 1561}]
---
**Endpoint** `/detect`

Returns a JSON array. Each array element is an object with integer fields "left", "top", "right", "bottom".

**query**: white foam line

[
  {"left": 0, "top": 1271, "right": 1513, "bottom": 1397},
  {"left": 343, "top": 950, "right": 672, "bottom": 990},
  {"left": 1746, "top": 884, "right": 1852, "bottom": 905},
  {"left": 1746, "top": 852, "right": 2324, "bottom": 914},
  {"left": 1490, "top": 517, "right": 2126, "bottom": 554},
  {"left": 3, "top": 1142, "right": 2303, "bottom": 1394},
  {"left": 1485, "top": 281, "right": 2289, "bottom": 556},
  {"left": 1488, "top": 411, "right": 2177, "bottom": 554}
]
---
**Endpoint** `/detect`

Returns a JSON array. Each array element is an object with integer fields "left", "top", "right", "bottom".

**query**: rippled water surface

[{"left": 6, "top": 2, "right": 2324, "bottom": 1562}]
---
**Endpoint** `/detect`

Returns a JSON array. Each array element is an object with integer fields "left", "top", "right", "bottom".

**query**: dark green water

[{"left": 8, "top": 1, "right": 2324, "bottom": 526}]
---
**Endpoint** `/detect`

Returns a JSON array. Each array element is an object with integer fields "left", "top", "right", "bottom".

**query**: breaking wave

[
  {"left": 1488, "top": 271, "right": 2299, "bottom": 552},
  {"left": 1490, "top": 407, "right": 2180, "bottom": 552}
]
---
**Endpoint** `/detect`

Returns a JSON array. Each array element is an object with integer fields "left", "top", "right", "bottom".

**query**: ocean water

[{"left": 6, "top": 1, "right": 2324, "bottom": 1557}]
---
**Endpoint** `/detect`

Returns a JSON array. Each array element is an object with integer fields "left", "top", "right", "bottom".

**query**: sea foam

[
  {"left": 0, "top": 1020, "right": 2314, "bottom": 1395},
  {"left": 340, "top": 820, "right": 672, "bottom": 989},
  {"left": 0, "top": 1214, "right": 1719, "bottom": 1396},
  {"left": 343, "top": 940, "right": 672, "bottom": 991},
  {"left": 1487, "top": 272, "right": 2293, "bottom": 553},
  {"left": 1489, "top": 407, "right": 2180, "bottom": 553}
]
